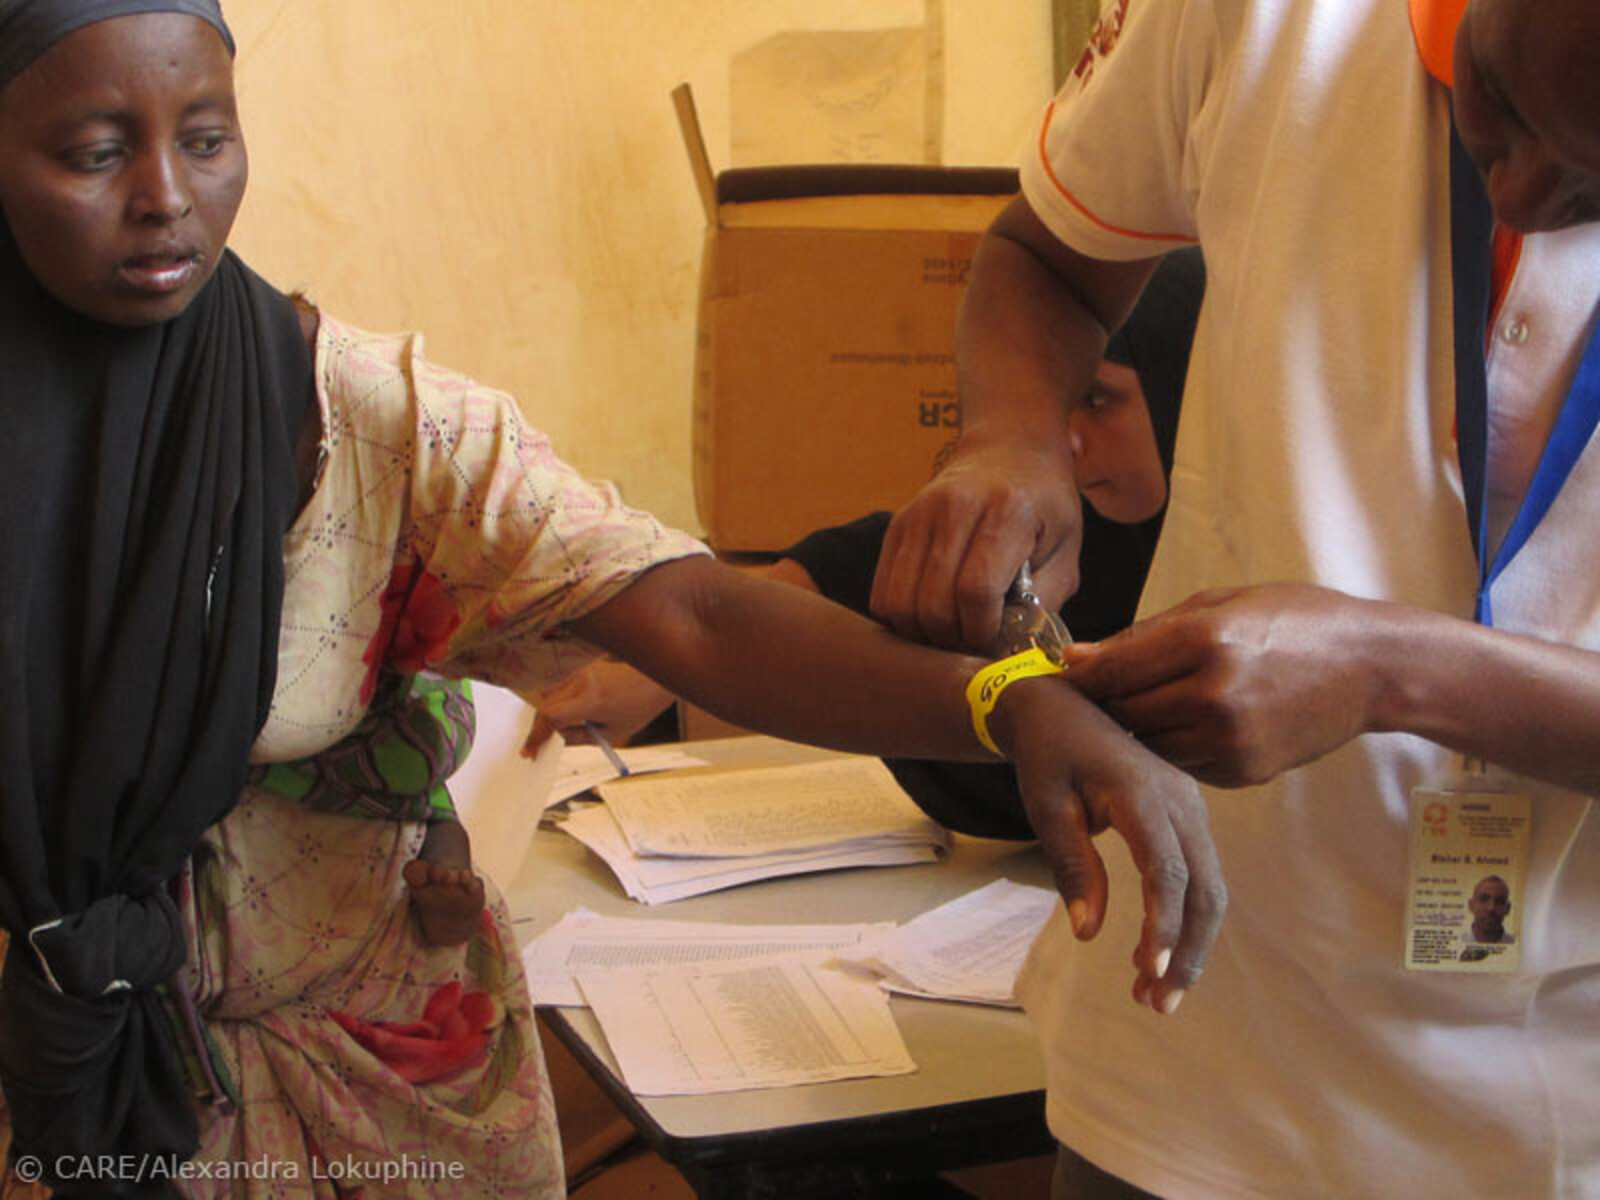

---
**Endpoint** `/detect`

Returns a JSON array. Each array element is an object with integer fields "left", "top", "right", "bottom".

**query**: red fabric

[
  {"left": 360, "top": 559, "right": 463, "bottom": 704},
  {"left": 330, "top": 981, "right": 495, "bottom": 1084}
]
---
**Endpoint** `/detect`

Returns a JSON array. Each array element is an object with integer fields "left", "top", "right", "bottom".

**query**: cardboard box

[{"left": 674, "top": 85, "right": 1017, "bottom": 552}]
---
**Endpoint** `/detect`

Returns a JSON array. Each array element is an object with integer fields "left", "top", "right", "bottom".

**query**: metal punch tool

[{"left": 994, "top": 561, "right": 1072, "bottom": 665}]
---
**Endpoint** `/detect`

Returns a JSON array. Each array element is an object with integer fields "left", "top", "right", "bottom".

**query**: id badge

[{"left": 1404, "top": 774, "right": 1529, "bottom": 973}]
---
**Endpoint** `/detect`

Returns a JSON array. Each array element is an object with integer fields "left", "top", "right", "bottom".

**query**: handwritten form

[
  {"left": 598, "top": 757, "right": 946, "bottom": 857},
  {"left": 576, "top": 958, "right": 915, "bottom": 1096},
  {"left": 554, "top": 757, "right": 947, "bottom": 903}
]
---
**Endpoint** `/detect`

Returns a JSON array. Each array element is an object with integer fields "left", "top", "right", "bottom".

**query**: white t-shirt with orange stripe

[{"left": 1014, "top": 1, "right": 1600, "bottom": 1197}]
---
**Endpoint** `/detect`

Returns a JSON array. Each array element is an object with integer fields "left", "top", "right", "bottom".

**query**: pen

[{"left": 583, "top": 721, "right": 630, "bottom": 777}]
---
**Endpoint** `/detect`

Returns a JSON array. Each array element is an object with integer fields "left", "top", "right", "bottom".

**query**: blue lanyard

[{"left": 1449, "top": 121, "right": 1600, "bottom": 626}]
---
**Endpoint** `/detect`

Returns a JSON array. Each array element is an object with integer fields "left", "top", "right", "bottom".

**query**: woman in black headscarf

[
  {"left": 1, "top": 7, "right": 648, "bottom": 1194},
  {"left": 0, "top": 1, "right": 312, "bottom": 1190},
  {"left": 0, "top": 5, "right": 1223, "bottom": 1196}
]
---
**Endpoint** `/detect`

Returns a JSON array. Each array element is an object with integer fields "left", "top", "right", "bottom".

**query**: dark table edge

[{"left": 537, "top": 1006, "right": 1053, "bottom": 1174}]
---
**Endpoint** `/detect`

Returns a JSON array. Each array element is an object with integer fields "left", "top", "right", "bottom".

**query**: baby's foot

[{"left": 403, "top": 859, "right": 486, "bottom": 946}]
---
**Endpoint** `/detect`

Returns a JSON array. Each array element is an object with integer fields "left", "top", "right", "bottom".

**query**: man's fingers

[
  {"left": 1062, "top": 640, "right": 1102, "bottom": 666},
  {"left": 1068, "top": 620, "right": 1204, "bottom": 703},
  {"left": 954, "top": 514, "right": 1039, "bottom": 651},
  {"left": 1071, "top": 590, "right": 1241, "bottom": 702},
  {"left": 874, "top": 460, "right": 1082, "bottom": 649},
  {"left": 872, "top": 503, "right": 981, "bottom": 646},
  {"left": 1095, "top": 680, "right": 1198, "bottom": 746},
  {"left": 914, "top": 515, "right": 984, "bottom": 648},
  {"left": 869, "top": 513, "right": 931, "bottom": 637},
  {"left": 953, "top": 491, "right": 1083, "bottom": 650},
  {"left": 1030, "top": 546, "right": 1079, "bottom": 613}
]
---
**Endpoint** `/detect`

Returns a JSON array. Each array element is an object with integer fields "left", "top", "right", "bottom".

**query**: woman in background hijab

[{"left": 0, "top": 4, "right": 1224, "bottom": 1196}]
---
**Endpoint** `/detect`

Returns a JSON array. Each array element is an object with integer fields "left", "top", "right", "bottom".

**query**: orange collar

[{"left": 1409, "top": 0, "right": 1468, "bottom": 85}]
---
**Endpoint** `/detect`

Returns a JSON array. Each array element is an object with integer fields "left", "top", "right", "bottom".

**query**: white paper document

[
  {"left": 448, "top": 684, "right": 561, "bottom": 889},
  {"left": 598, "top": 757, "right": 945, "bottom": 858},
  {"left": 546, "top": 744, "right": 711, "bottom": 809},
  {"left": 520, "top": 907, "right": 886, "bottom": 1006},
  {"left": 832, "top": 879, "right": 1058, "bottom": 1007},
  {"left": 557, "top": 802, "right": 940, "bottom": 905},
  {"left": 577, "top": 958, "right": 916, "bottom": 1095}
]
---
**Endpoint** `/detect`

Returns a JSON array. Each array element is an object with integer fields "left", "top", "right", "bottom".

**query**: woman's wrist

[
  {"left": 983, "top": 667, "right": 1097, "bottom": 761},
  {"left": 965, "top": 648, "right": 1065, "bottom": 756}
]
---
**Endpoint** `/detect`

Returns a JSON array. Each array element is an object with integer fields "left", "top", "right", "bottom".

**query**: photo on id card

[{"left": 1404, "top": 788, "right": 1529, "bottom": 973}]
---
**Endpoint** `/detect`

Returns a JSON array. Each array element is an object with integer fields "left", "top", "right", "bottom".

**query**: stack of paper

[
  {"left": 556, "top": 757, "right": 947, "bottom": 904},
  {"left": 832, "top": 878, "right": 1058, "bottom": 1007}
]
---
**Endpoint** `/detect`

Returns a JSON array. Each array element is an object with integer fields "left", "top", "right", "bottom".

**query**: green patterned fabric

[
  {"left": 250, "top": 673, "right": 474, "bottom": 823},
  {"left": 157, "top": 981, "right": 242, "bottom": 1113}
]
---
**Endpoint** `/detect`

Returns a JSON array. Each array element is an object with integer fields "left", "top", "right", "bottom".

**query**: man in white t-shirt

[{"left": 867, "top": 0, "right": 1600, "bottom": 1196}]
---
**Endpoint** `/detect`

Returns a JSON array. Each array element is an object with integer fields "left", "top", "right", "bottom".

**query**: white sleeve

[{"left": 1020, "top": 0, "right": 1224, "bottom": 260}]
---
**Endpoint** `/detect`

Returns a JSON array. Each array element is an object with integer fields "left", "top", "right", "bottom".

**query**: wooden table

[{"left": 503, "top": 736, "right": 1056, "bottom": 1199}]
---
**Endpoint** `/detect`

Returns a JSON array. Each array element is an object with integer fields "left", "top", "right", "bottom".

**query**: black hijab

[
  {"left": 0, "top": 0, "right": 235, "bottom": 88},
  {"left": 1104, "top": 246, "right": 1204, "bottom": 479},
  {"left": 1059, "top": 246, "right": 1205, "bottom": 648},
  {"left": 0, "top": 7, "right": 310, "bottom": 1191}
]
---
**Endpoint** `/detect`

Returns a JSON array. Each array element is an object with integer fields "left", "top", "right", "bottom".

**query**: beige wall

[{"left": 228, "top": 2, "right": 1054, "bottom": 534}]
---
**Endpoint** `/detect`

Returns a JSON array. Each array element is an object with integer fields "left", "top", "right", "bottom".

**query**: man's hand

[
  {"left": 866, "top": 200, "right": 1159, "bottom": 653},
  {"left": 994, "top": 675, "right": 1227, "bottom": 1014},
  {"left": 1066, "top": 584, "right": 1385, "bottom": 787},
  {"left": 870, "top": 433, "right": 1081, "bottom": 651}
]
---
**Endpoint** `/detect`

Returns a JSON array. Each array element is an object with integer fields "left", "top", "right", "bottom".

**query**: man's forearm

[
  {"left": 957, "top": 197, "right": 1157, "bottom": 444},
  {"left": 1366, "top": 602, "right": 1600, "bottom": 794}
]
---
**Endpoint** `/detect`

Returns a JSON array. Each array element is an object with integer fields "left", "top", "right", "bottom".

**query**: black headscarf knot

[
  {"left": 0, "top": 894, "right": 191, "bottom": 1196},
  {"left": 21, "top": 891, "right": 186, "bottom": 999}
]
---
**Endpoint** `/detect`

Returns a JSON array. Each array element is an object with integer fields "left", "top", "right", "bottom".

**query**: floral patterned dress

[{"left": 3, "top": 311, "right": 705, "bottom": 1198}]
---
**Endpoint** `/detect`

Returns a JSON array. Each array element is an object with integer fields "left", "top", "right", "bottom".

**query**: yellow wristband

[{"left": 965, "top": 646, "right": 1065, "bottom": 756}]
